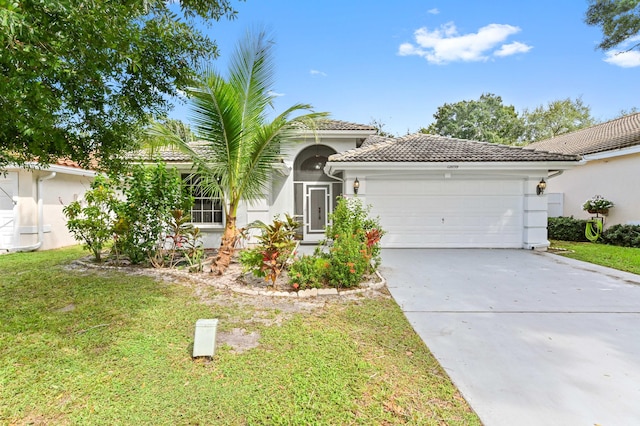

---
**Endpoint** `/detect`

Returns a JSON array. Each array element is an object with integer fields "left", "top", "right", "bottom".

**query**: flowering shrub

[
  {"left": 288, "top": 197, "right": 384, "bottom": 290},
  {"left": 288, "top": 255, "right": 328, "bottom": 290},
  {"left": 582, "top": 195, "right": 614, "bottom": 213}
]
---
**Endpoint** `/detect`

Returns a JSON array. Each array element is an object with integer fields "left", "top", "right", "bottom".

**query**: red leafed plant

[
  {"left": 239, "top": 214, "right": 299, "bottom": 288},
  {"left": 366, "top": 229, "right": 381, "bottom": 248}
]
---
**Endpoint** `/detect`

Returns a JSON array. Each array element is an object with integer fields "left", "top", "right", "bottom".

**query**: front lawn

[
  {"left": 0, "top": 247, "right": 479, "bottom": 425},
  {"left": 550, "top": 240, "right": 640, "bottom": 275}
]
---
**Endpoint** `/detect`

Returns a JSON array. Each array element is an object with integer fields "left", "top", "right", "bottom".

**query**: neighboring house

[
  {"left": 0, "top": 160, "right": 96, "bottom": 252},
  {"left": 150, "top": 120, "right": 580, "bottom": 250},
  {"left": 528, "top": 113, "right": 640, "bottom": 227}
]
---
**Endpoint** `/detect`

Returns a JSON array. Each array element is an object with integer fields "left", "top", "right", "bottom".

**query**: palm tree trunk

[{"left": 215, "top": 213, "right": 237, "bottom": 274}]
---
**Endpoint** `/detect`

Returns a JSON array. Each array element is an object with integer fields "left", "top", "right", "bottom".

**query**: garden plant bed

[{"left": 72, "top": 251, "right": 386, "bottom": 299}]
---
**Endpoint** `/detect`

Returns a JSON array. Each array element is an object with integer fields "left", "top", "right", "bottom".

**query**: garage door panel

[
  {"left": 366, "top": 179, "right": 524, "bottom": 248},
  {"left": 369, "top": 194, "right": 521, "bottom": 211}
]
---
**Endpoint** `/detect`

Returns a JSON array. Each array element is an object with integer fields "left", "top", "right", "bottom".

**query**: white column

[{"left": 523, "top": 177, "right": 549, "bottom": 250}]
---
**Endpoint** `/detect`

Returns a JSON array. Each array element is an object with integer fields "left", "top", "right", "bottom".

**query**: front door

[{"left": 303, "top": 184, "right": 331, "bottom": 242}]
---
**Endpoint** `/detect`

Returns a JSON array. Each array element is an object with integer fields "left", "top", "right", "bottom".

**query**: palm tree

[{"left": 148, "top": 28, "right": 328, "bottom": 274}]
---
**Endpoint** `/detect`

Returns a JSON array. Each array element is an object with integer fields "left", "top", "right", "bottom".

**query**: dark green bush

[
  {"left": 547, "top": 217, "right": 589, "bottom": 242},
  {"left": 112, "top": 163, "right": 192, "bottom": 264},
  {"left": 601, "top": 224, "right": 640, "bottom": 248}
]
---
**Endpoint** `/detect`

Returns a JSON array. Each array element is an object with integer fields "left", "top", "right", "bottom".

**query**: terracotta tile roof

[
  {"left": 55, "top": 158, "right": 83, "bottom": 168},
  {"left": 528, "top": 112, "right": 640, "bottom": 155},
  {"left": 52, "top": 158, "right": 97, "bottom": 170},
  {"left": 328, "top": 133, "right": 581, "bottom": 163}
]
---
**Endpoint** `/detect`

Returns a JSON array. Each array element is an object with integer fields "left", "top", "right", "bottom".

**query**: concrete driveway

[{"left": 381, "top": 249, "right": 640, "bottom": 426}]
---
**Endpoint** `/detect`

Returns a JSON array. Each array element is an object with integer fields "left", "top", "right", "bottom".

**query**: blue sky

[{"left": 169, "top": 0, "right": 640, "bottom": 136}]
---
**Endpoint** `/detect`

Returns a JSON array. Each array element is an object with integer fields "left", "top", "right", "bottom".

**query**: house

[
  {"left": 528, "top": 113, "right": 640, "bottom": 227},
  {"left": 0, "top": 160, "right": 96, "bottom": 252},
  {"left": 152, "top": 120, "right": 580, "bottom": 250},
  {"left": 148, "top": 120, "right": 377, "bottom": 248}
]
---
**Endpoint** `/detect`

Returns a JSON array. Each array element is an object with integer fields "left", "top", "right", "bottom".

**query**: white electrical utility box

[{"left": 193, "top": 319, "right": 218, "bottom": 358}]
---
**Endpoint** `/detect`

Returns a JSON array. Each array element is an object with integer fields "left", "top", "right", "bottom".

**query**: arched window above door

[{"left": 294, "top": 145, "right": 338, "bottom": 182}]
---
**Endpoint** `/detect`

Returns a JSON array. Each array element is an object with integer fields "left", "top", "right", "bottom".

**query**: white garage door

[{"left": 366, "top": 178, "right": 524, "bottom": 248}]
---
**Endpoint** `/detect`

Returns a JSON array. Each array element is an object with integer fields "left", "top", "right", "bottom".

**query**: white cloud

[
  {"left": 310, "top": 69, "right": 327, "bottom": 77},
  {"left": 427, "top": 8, "right": 439, "bottom": 15},
  {"left": 494, "top": 41, "right": 533, "bottom": 57},
  {"left": 268, "top": 90, "right": 285, "bottom": 97},
  {"left": 398, "top": 22, "right": 532, "bottom": 64},
  {"left": 604, "top": 50, "right": 640, "bottom": 67},
  {"left": 603, "top": 36, "right": 640, "bottom": 68}
]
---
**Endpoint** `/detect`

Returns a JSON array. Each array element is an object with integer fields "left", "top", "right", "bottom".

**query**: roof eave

[
  {"left": 297, "top": 129, "right": 377, "bottom": 139},
  {"left": 583, "top": 143, "right": 640, "bottom": 160},
  {"left": 325, "top": 160, "right": 583, "bottom": 174},
  {"left": 15, "top": 162, "right": 98, "bottom": 177}
]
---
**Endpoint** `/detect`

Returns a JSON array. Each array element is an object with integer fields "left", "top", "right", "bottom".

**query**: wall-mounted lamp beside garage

[
  {"left": 353, "top": 177, "right": 360, "bottom": 195},
  {"left": 536, "top": 178, "right": 547, "bottom": 196}
]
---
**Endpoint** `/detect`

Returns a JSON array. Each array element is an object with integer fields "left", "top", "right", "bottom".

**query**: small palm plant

[{"left": 147, "top": 28, "right": 327, "bottom": 274}]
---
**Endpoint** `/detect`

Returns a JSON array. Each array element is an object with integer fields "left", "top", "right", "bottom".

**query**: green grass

[
  {"left": 550, "top": 240, "right": 640, "bottom": 275},
  {"left": 0, "top": 247, "right": 479, "bottom": 425}
]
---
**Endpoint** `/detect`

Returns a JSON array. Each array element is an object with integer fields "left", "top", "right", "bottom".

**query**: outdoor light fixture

[
  {"left": 353, "top": 177, "right": 360, "bottom": 195},
  {"left": 536, "top": 178, "right": 547, "bottom": 196}
]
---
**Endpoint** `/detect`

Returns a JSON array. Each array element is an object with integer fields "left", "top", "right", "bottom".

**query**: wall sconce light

[
  {"left": 353, "top": 177, "right": 360, "bottom": 195},
  {"left": 536, "top": 178, "right": 546, "bottom": 195}
]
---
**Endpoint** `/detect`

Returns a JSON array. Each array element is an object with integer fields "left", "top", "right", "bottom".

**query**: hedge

[{"left": 547, "top": 216, "right": 589, "bottom": 242}]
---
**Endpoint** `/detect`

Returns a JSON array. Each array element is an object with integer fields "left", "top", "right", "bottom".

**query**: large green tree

[
  {"left": 0, "top": 0, "right": 238, "bottom": 171},
  {"left": 521, "top": 97, "right": 598, "bottom": 143},
  {"left": 421, "top": 93, "right": 524, "bottom": 145},
  {"left": 148, "top": 29, "right": 328, "bottom": 274},
  {"left": 586, "top": 0, "right": 640, "bottom": 51}
]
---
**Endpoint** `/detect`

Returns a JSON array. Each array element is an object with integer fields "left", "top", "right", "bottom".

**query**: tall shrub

[
  {"left": 112, "top": 163, "right": 192, "bottom": 264},
  {"left": 323, "top": 197, "right": 384, "bottom": 288},
  {"left": 63, "top": 175, "right": 117, "bottom": 262}
]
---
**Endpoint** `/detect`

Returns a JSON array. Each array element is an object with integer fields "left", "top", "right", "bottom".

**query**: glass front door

[{"left": 304, "top": 184, "right": 331, "bottom": 242}]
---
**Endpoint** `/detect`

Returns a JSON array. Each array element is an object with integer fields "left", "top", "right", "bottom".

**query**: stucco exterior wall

[
  {"left": 43, "top": 172, "right": 93, "bottom": 250},
  {"left": 546, "top": 152, "right": 640, "bottom": 226},
  {"left": 13, "top": 168, "right": 94, "bottom": 251},
  {"left": 193, "top": 137, "right": 362, "bottom": 248}
]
